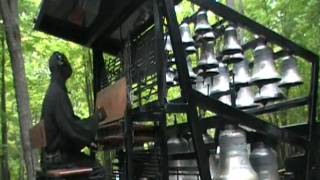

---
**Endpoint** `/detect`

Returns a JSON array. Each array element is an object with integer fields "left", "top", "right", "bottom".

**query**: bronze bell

[
  {"left": 166, "top": 67, "right": 176, "bottom": 87},
  {"left": 165, "top": 35, "right": 173, "bottom": 52},
  {"left": 218, "top": 94, "right": 232, "bottom": 106},
  {"left": 168, "top": 135, "right": 193, "bottom": 180},
  {"left": 251, "top": 42, "right": 281, "bottom": 86},
  {"left": 254, "top": 83, "right": 285, "bottom": 104},
  {"left": 236, "top": 87, "right": 259, "bottom": 109},
  {"left": 209, "top": 63, "right": 230, "bottom": 96},
  {"left": 195, "top": 10, "right": 212, "bottom": 33},
  {"left": 187, "top": 55, "right": 197, "bottom": 80},
  {"left": 233, "top": 59, "right": 251, "bottom": 87},
  {"left": 222, "top": 25, "right": 242, "bottom": 55},
  {"left": 198, "top": 41, "right": 219, "bottom": 69},
  {"left": 216, "top": 125, "right": 258, "bottom": 180},
  {"left": 222, "top": 52, "right": 244, "bottom": 64},
  {"left": 250, "top": 142, "right": 280, "bottom": 180},
  {"left": 180, "top": 22, "right": 195, "bottom": 46},
  {"left": 278, "top": 55, "right": 303, "bottom": 88}
]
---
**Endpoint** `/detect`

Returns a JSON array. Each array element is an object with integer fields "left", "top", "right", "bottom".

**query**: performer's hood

[{"left": 49, "top": 52, "right": 72, "bottom": 81}]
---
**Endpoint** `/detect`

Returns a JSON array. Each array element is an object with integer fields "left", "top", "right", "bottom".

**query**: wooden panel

[
  {"left": 30, "top": 121, "right": 46, "bottom": 149},
  {"left": 96, "top": 77, "right": 127, "bottom": 124}
]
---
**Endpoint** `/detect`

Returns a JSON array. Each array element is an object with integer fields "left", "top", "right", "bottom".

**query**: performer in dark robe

[{"left": 41, "top": 52, "right": 106, "bottom": 179}]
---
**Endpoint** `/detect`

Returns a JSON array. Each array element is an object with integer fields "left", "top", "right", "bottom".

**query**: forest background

[{"left": 0, "top": 0, "right": 319, "bottom": 179}]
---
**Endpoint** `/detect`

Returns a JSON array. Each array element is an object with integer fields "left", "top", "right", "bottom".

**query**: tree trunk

[
  {"left": 1, "top": 33, "right": 10, "bottom": 180},
  {"left": 84, "top": 50, "right": 94, "bottom": 115},
  {"left": 0, "top": 0, "right": 35, "bottom": 179}
]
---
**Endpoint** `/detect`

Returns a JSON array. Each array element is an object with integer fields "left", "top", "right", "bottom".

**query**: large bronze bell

[
  {"left": 222, "top": 52, "right": 244, "bottom": 64},
  {"left": 254, "top": 83, "right": 285, "bottom": 104},
  {"left": 180, "top": 22, "right": 195, "bottom": 46},
  {"left": 233, "top": 59, "right": 251, "bottom": 86},
  {"left": 209, "top": 63, "right": 230, "bottom": 96},
  {"left": 278, "top": 55, "right": 303, "bottom": 88},
  {"left": 216, "top": 125, "right": 258, "bottom": 180},
  {"left": 165, "top": 35, "right": 173, "bottom": 52},
  {"left": 251, "top": 42, "right": 281, "bottom": 86},
  {"left": 236, "top": 87, "right": 259, "bottom": 109},
  {"left": 195, "top": 10, "right": 212, "bottom": 33},
  {"left": 222, "top": 25, "right": 242, "bottom": 55},
  {"left": 168, "top": 135, "right": 195, "bottom": 180},
  {"left": 250, "top": 142, "right": 280, "bottom": 180},
  {"left": 198, "top": 41, "right": 219, "bottom": 69}
]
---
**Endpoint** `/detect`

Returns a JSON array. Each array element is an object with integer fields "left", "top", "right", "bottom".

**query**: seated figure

[{"left": 41, "top": 52, "right": 106, "bottom": 179}]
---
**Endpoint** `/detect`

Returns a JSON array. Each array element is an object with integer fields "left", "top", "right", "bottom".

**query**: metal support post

[{"left": 154, "top": 0, "right": 169, "bottom": 179}]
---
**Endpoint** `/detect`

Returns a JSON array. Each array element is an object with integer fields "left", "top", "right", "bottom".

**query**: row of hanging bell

[{"left": 216, "top": 125, "right": 258, "bottom": 180}]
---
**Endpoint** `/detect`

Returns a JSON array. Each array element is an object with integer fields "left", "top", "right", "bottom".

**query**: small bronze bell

[
  {"left": 250, "top": 142, "right": 280, "bottom": 180},
  {"left": 222, "top": 52, "right": 244, "bottom": 64},
  {"left": 236, "top": 87, "right": 259, "bottom": 109},
  {"left": 222, "top": 25, "right": 242, "bottom": 55},
  {"left": 166, "top": 67, "right": 176, "bottom": 87},
  {"left": 251, "top": 42, "right": 281, "bottom": 86},
  {"left": 195, "top": 10, "right": 212, "bottom": 33},
  {"left": 164, "top": 35, "right": 173, "bottom": 52},
  {"left": 198, "top": 41, "right": 219, "bottom": 70},
  {"left": 180, "top": 22, "right": 195, "bottom": 46},
  {"left": 278, "top": 55, "right": 303, "bottom": 88},
  {"left": 254, "top": 83, "right": 285, "bottom": 104},
  {"left": 185, "top": 45, "right": 197, "bottom": 54},
  {"left": 233, "top": 59, "right": 251, "bottom": 87},
  {"left": 168, "top": 135, "right": 194, "bottom": 180},
  {"left": 216, "top": 125, "right": 258, "bottom": 180},
  {"left": 209, "top": 63, "right": 230, "bottom": 96}
]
